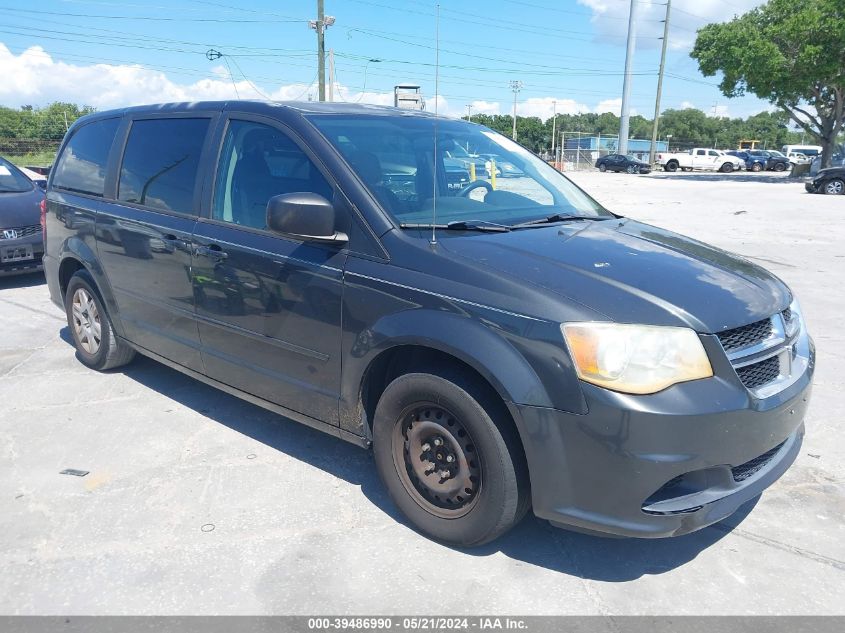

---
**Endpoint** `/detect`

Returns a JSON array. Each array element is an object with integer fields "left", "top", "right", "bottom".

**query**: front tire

[
  {"left": 373, "top": 370, "right": 529, "bottom": 547},
  {"left": 774, "top": 162, "right": 787, "bottom": 172},
  {"left": 65, "top": 270, "right": 135, "bottom": 371},
  {"left": 720, "top": 162, "right": 734, "bottom": 173},
  {"left": 751, "top": 162, "right": 763, "bottom": 172},
  {"left": 824, "top": 178, "right": 844, "bottom": 195},
  {"left": 599, "top": 164, "right": 607, "bottom": 172},
  {"left": 665, "top": 161, "right": 678, "bottom": 172}
]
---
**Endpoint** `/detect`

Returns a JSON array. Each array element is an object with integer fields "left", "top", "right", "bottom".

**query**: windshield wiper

[
  {"left": 510, "top": 213, "right": 616, "bottom": 228},
  {"left": 399, "top": 220, "right": 511, "bottom": 233}
]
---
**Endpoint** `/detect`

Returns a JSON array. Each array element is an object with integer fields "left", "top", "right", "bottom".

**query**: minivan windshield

[
  {"left": 307, "top": 115, "right": 611, "bottom": 226},
  {"left": 0, "top": 157, "right": 34, "bottom": 193}
]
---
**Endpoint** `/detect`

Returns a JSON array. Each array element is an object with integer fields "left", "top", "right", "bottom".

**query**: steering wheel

[{"left": 459, "top": 180, "right": 493, "bottom": 198}]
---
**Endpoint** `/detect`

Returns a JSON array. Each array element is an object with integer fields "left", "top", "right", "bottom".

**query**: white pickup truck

[{"left": 655, "top": 148, "right": 744, "bottom": 173}]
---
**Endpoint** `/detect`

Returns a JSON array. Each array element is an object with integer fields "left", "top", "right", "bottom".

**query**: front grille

[
  {"left": 735, "top": 355, "right": 781, "bottom": 389},
  {"left": 0, "top": 224, "right": 41, "bottom": 240},
  {"left": 716, "top": 318, "right": 773, "bottom": 352},
  {"left": 732, "top": 440, "right": 786, "bottom": 482}
]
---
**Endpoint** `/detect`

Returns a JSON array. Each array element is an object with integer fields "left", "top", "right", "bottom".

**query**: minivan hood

[
  {"left": 0, "top": 187, "right": 42, "bottom": 229},
  {"left": 439, "top": 218, "right": 790, "bottom": 333}
]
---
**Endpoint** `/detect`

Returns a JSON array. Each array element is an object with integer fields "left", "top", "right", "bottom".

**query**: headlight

[
  {"left": 784, "top": 297, "right": 802, "bottom": 338},
  {"left": 561, "top": 322, "right": 713, "bottom": 395}
]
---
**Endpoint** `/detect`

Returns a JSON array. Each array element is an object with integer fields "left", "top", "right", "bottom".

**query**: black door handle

[{"left": 195, "top": 244, "right": 228, "bottom": 261}]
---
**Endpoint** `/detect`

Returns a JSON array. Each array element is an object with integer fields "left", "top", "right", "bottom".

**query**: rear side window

[
  {"left": 52, "top": 117, "right": 120, "bottom": 197},
  {"left": 118, "top": 118, "right": 209, "bottom": 214}
]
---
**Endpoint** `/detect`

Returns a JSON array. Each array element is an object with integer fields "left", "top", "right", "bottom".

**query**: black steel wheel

[
  {"left": 774, "top": 162, "right": 787, "bottom": 172},
  {"left": 373, "top": 370, "right": 530, "bottom": 546},
  {"left": 392, "top": 403, "right": 481, "bottom": 519}
]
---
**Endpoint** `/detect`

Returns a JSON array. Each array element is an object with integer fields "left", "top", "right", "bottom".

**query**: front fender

[{"left": 340, "top": 306, "right": 588, "bottom": 436}]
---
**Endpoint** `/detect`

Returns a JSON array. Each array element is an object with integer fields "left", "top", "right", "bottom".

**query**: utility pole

[
  {"left": 328, "top": 48, "right": 335, "bottom": 102},
  {"left": 649, "top": 0, "right": 671, "bottom": 164},
  {"left": 510, "top": 80, "right": 523, "bottom": 141},
  {"left": 309, "top": 1, "right": 335, "bottom": 102},
  {"left": 551, "top": 99, "right": 557, "bottom": 163},
  {"left": 618, "top": 0, "right": 638, "bottom": 156},
  {"left": 466, "top": 104, "right": 472, "bottom": 121}
]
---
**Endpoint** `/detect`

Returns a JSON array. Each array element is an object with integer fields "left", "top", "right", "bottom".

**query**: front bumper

[
  {"left": 805, "top": 181, "right": 820, "bottom": 193},
  {"left": 513, "top": 344, "right": 814, "bottom": 538},
  {"left": 0, "top": 232, "right": 44, "bottom": 277}
]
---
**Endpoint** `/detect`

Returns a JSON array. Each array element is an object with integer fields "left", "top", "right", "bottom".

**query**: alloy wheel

[{"left": 825, "top": 179, "right": 844, "bottom": 195}]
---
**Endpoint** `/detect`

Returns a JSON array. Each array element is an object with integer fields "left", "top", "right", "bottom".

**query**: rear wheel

[
  {"left": 65, "top": 270, "right": 135, "bottom": 371},
  {"left": 373, "top": 370, "right": 529, "bottom": 547},
  {"left": 774, "top": 162, "right": 787, "bottom": 172},
  {"left": 824, "top": 178, "right": 844, "bottom": 195},
  {"left": 665, "top": 160, "right": 678, "bottom": 172},
  {"left": 720, "top": 162, "right": 734, "bottom": 173}
]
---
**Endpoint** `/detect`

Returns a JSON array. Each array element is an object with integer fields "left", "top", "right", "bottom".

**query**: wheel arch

[
  {"left": 57, "top": 237, "right": 126, "bottom": 337},
  {"left": 347, "top": 310, "right": 569, "bottom": 440}
]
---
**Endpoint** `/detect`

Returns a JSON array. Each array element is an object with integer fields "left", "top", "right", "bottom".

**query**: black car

[
  {"left": 43, "top": 102, "right": 813, "bottom": 546},
  {"left": 0, "top": 155, "right": 45, "bottom": 277},
  {"left": 595, "top": 153, "right": 651, "bottom": 174},
  {"left": 747, "top": 149, "right": 791, "bottom": 172},
  {"left": 805, "top": 166, "right": 845, "bottom": 195}
]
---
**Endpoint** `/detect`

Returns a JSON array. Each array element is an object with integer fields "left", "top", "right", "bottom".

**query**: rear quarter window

[
  {"left": 118, "top": 117, "right": 210, "bottom": 215},
  {"left": 51, "top": 117, "right": 120, "bottom": 197}
]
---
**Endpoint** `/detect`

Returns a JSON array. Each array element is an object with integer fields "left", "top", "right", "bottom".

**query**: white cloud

[
  {"left": 577, "top": 0, "right": 765, "bottom": 50},
  {"left": 594, "top": 98, "right": 637, "bottom": 116},
  {"left": 680, "top": 100, "right": 696, "bottom": 109},
  {"left": 515, "top": 97, "right": 590, "bottom": 120}
]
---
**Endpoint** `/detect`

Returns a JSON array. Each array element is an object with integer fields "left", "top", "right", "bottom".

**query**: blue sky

[{"left": 0, "top": 0, "right": 773, "bottom": 120}]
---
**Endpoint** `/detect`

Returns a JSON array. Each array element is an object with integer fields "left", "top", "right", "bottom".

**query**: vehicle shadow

[
  {"left": 0, "top": 271, "right": 45, "bottom": 290},
  {"left": 647, "top": 172, "right": 801, "bottom": 184},
  {"left": 69, "top": 343, "right": 754, "bottom": 582}
]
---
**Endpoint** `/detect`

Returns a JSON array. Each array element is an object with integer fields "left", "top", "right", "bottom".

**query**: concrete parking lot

[{"left": 1, "top": 171, "right": 843, "bottom": 615}]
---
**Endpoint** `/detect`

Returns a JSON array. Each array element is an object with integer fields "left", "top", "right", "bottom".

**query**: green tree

[{"left": 691, "top": 0, "right": 845, "bottom": 166}]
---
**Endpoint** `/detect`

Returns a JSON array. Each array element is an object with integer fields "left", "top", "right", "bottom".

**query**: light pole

[
  {"left": 551, "top": 99, "right": 557, "bottom": 164},
  {"left": 509, "top": 80, "right": 523, "bottom": 141},
  {"left": 466, "top": 104, "right": 472, "bottom": 121},
  {"left": 666, "top": 134, "right": 672, "bottom": 152}
]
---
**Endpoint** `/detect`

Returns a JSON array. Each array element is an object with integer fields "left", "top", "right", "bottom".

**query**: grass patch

[{"left": 4, "top": 150, "right": 57, "bottom": 169}]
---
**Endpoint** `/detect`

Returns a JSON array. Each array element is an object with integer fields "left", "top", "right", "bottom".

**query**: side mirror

[{"left": 266, "top": 193, "right": 348, "bottom": 244}]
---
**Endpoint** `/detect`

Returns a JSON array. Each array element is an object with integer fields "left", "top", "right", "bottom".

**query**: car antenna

[{"left": 430, "top": 3, "right": 440, "bottom": 246}]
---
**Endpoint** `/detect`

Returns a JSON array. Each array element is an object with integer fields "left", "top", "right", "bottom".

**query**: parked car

[
  {"left": 787, "top": 152, "right": 810, "bottom": 165},
  {"left": 725, "top": 150, "right": 767, "bottom": 172},
  {"left": 809, "top": 148, "right": 845, "bottom": 177},
  {"left": 805, "top": 166, "right": 845, "bottom": 195},
  {"left": 595, "top": 153, "right": 652, "bottom": 174},
  {"left": 44, "top": 102, "right": 814, "bottom": 546},
  {"left": 656, "top": 148, "right": 743, "bottom": 172},
  {"left": 476, "top": 153, "right": 525, "bottom": 177},
  {"left": 747, "top": 150, "right": 791, "bottom": 172},
  {"left": 17, "top": 165, "right": 48, "bottom": 190},
  {"left": 0, "top": 155, "right": 45, "bottom": 277}
]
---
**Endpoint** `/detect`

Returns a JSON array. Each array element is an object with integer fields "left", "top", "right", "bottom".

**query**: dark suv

[
  {"left": 44, "top": 102, "right": 814, "bottom": 546},
  {"left": 1, "top": 155, "right": 45, "bottom": 277}
]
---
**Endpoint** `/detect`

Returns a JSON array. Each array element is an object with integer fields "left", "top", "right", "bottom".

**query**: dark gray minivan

[{"left": 43, "top": 101, "right": 814, "bottom": 546}]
